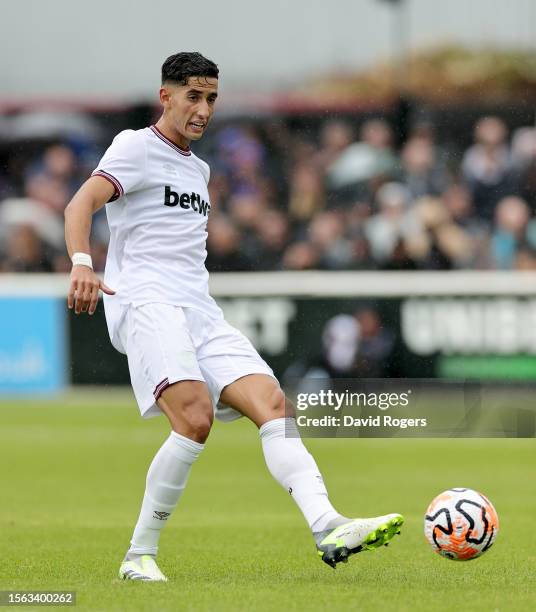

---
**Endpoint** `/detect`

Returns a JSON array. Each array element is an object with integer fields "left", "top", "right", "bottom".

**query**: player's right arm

[{"left": 64, "top": 176, "right": 117, "bottom": 316}]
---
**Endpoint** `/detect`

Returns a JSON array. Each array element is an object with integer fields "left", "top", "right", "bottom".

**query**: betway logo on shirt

[{"left": 164, "top": 185, "right": 211, "bottom": 216}]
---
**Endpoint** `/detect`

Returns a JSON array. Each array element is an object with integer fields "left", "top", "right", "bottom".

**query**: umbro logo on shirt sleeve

[{"left": 164, "top": 185, "right": 211, "bottom": 216}]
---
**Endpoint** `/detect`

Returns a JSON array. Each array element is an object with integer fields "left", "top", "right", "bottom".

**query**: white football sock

[
  {"left": 259, "top": 417, "right": 342, "bottom": 532},
  {"left": 127, "top": 431, "right": 204, "bottom": 556}
]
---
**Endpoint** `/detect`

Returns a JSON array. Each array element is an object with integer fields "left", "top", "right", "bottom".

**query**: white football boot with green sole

[{"left": 315, "top": 513, "right": 404, "bottom": 568}]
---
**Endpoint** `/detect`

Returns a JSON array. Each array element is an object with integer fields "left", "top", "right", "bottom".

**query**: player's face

[{"left": 161, "top": 76, "right": 218, "bottom": 146}]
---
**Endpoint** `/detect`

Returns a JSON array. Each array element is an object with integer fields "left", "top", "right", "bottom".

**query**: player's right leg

[
  {"left": 116, "top": 304, "right": 213, "bottom": 582},
  {"left": 119, "top": 380, "right": 213, "bottom": 582}
]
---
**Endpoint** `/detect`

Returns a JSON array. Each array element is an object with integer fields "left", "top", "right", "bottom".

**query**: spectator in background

[
  {"left": 413, "top": 196, "right": 473, "bottom": 270},
  {"left": 289, "top": 136, "right": 318, "bottom": 168},
  {"left": 325, "top": 119, "right": 398, "bottom": 206},
  {"left": 308, "top": 210, "right": 354, "bottom": 269},
  {"left": 282, "top": 241, "right": 319, "bottom": 270},
  {"left": 515, "top": 247, "right": 536, "bottom": 270},
  {"left": 214, "top": 126, "right": 273, "bottom": 202},
  {"left": 490, "top": 196, "right": 536, "bottom": 269},
  {"left": 284, "top": 314, "right": 361, "bottom": 383},
  {"left": 354, "top": 307, "right": 395, "bottom": 378},
  {"left": 227, "top": 192, "right": 268, "bottom": 263},
  {"left": 22, "top": 143, "right": 81, "bottom": 220},
  {"left": 364, "top": 182, "right": 428, "bottom": 267},
  {"left": 228, "top": 192, "right": 266, "bottom": 230},
  {"left": 349, "top": 234, "right": 373, "bottom": 269},
  {"left": 511, "top": 127, "right": 536, "bottom": 213},
  {"left": 320, "top": 314, "right": 361, "bottom": 377},
  {"left": 511, "top": 126, "right": 536, "bottom": 171},
  {"left": 462, "top": 116, "right": 516, "bottom": 222},
  {"left": 254, "top": 208, "right": 291, "bottom": 270},
  {"left": 207, "top": 169, "right": 230, "bottom": 211},
  {"left": 0, "top": 224, "right": 53, "bottom": 272},
  {"left": 32, "top": 144, "right": 80, "bottom": 195},
  {"left": 516, "top": 158, "right": 536, "bottom": 214},
  {"left": 400, "top": 134, "right": 450, "bottom": 199},
  {"left": 0, "top": 196, "right": 64, "bottom": 252},
  {"left": 313, "top": 119, "right": 354, "bottom": 172},
  {"left": 283, "top": 309, "right": 396, "bottom": 383},
  {"left": 345, "top": 201, "right": 374, "bottom": 268},
  {"left": 24, "top": 173, "right": 69, "bottom": 216},
  {"left": 442, "top": 184, "right": 489, "bottom": 268},
  {"left": 288, "top": 163, "right": 325, "bottom": 222},
  {"left": 205, "top": 215, "right": 253, "bottom": 272}
]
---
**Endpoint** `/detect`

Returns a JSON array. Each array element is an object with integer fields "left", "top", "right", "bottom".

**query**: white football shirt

[{"left": 92, "top": 125, "right": 223, "bottom": 353}]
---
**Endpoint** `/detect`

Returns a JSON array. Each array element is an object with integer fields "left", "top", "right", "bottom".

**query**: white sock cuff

[
  {"left": 128, "top": 543, "right": 159, "bottom": 556},
  {"left": 166, "top": 431, "right": 204, "bottom": 463},
  {"left": 259, "top": 417, "right": 299, "bottom": 440}
]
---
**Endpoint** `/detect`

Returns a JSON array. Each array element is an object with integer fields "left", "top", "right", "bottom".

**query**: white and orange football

[{"left": 424, "top": 488, "right": 499, "bottom": 560}]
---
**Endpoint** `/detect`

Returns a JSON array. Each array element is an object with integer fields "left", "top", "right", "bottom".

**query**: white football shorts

[{"left": 116, "top": 303, "right": 276, "bottom": 420}]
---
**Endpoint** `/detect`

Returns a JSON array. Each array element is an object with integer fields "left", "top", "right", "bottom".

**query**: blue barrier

[{"left": 0, "top": 298, "right": 66, "bottom": 394}]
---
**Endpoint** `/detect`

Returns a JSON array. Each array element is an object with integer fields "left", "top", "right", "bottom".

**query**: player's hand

[{"left": 67, "top": 265, "right": 115, "bottom": 315}]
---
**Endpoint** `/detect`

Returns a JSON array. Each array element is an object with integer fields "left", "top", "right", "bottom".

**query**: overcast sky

[{"left": 2, "top": 0, "right": 535, "bottom": 101}]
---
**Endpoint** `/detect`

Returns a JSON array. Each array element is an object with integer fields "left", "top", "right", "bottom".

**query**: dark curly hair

[{"left": 161, "top": 52, "right": 219, "bottom": 86}]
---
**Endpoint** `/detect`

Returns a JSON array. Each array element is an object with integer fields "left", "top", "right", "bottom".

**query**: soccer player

[{"left": 64, "top": 52, "right": 403, "bottom": 582}]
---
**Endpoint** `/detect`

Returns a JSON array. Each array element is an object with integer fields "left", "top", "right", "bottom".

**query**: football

[{"left": 424, "top": 488, "right": 499, "bottom": 560}]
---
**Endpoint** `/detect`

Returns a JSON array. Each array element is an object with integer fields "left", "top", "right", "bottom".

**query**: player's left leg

[
  {"left": 219, "top": 374, "right": 404, "bottom": 568},
  {"left": 220, "top": 374, "right": 343, "bottom": 527}
]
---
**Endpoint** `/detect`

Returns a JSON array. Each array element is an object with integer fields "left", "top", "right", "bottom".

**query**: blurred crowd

[
  {"left": 283, "top": 306, "right": 396, "bottom": 385},
  {"left": 3, "top": 113, "right": 536, "bottom": 272}
]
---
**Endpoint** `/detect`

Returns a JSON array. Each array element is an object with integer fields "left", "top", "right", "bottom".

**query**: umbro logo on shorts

[
  {"left": 164, "top": 185, "right": 211, "bottom": 216},
  {"left": 153, "top": 510, "right": 171, "bottom": 520}
]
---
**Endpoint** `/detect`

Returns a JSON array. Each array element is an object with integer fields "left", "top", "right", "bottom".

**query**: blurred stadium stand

[{"left": 3, "top": 99, "right": 536, "bottom": 275}]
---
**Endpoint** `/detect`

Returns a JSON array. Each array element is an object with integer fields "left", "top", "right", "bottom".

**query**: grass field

[{"left": 0, "top": 390, "right": 535, "bottom": 612}]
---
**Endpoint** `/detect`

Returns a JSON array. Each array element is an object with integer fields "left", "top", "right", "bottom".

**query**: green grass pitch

[{"left": 0, "top": 390, "right": 535, "bottom": 612}]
